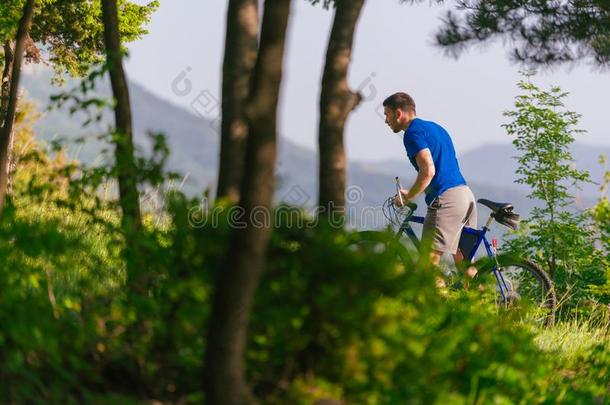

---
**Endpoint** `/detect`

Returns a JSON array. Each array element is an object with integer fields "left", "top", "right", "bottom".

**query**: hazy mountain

[
  {"left": 361, "top": 143, "right": 608, "bottom": 199},
  {"left": 348, "top": 141, "right": 608, "bottom": 218},
  {"left": 20, "top": 68, "right": 605, "bottom": 231}
]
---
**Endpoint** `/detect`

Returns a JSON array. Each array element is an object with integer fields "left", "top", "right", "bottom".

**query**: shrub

[{"left": 502, "top": 73, "right": 607, "bottom": 313}]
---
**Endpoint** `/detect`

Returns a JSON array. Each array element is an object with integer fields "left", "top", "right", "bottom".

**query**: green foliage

[
  {"left": 4, "top": 1, "right": 607, "bottom": 402},
  {"left": 590, "top": 155, "right": 610, "bottom": 299},
  {"left": 504, "top": 75, "right": 590, "bottom": 206},
  {"left": 592, "top": 155, "right": 610, "bottom": 249},
  {"left": 436, "top": 0, "right": 610, "bottom": 67},
  {"left": 536, "top": 312, "right": 610, "bottom": 364},
  {"left": 0, "top": 0, "right": 158, "bottom": 78},
  {"left": 1, "top": 100, "right": 609, "bottom": 403},
  {"left": 502, "top": 73, "right": 608, "bottom": 311},
  {"left": 253, "top": 248, "right": 548, "bottom": 404},
  {"left": 0, "top": 1, "right": 21, "bottom": 39},
  {"left": 560, "top": 344, "right": 610, "bottom": 403}
]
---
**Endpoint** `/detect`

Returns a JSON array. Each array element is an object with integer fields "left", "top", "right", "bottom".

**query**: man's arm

[{"left": 401, "top": 148, "right": 435, "bottom": 201}]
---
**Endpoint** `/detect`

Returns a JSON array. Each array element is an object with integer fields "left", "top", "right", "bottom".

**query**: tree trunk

[
  {"left": 317, "top": 0, "right": 365, "bottom": 218},
  {"left": 1, "top": 42, "right": 15, "bottom": 129},
  {"left": 216, "top": 0, "right": 259, "bottom": 203},
  {"left": 101, "top": 0, "right": 142, "bottom": 240},
  {"left": 549, "top": 207, "right": 556, "bottom": 279},
  {"left": 101, "top": 0, "right": 145, "bottom": 294},
  {"left": 0, "top": 41, "right": 15, "bottom": 199},
  {"left": 204, "top": 1, "right": 292, "bottom": 403},
  {"left": 0, "top": 0, "right": 36, "bottom": 215}
]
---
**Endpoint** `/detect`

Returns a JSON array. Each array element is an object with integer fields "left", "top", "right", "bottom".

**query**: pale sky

[{"left": 125, "top": 0, "right": 610, "bottom": 162}]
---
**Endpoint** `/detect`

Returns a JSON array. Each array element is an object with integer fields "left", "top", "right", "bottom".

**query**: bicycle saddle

[
  {"left": 477, "top": 198, "right": 520, "bottom": 230},
  {"left": 477, "top": 198, "right": 513, "bottom": 212}
]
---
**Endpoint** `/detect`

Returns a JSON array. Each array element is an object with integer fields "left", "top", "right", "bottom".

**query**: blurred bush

[{"left": 0, "top": 103, "right": 608, "bottom": 403}]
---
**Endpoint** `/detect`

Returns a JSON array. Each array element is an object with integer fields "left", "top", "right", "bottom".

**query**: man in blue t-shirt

[{"left": 382, "top": 92, "right": 477, "bottom": 274}]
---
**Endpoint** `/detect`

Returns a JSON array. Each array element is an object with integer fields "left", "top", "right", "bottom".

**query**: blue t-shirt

[{"left": 403, "top": 118, "right": 466, "bottom": 206}]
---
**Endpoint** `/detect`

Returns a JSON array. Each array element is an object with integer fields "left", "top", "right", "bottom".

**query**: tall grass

[{"left": 535, "top": 308, "right": 610, "bottom": 363}]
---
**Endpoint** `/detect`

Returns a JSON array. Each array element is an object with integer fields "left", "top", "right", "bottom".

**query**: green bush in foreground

[
  {"left": 248, "top": 223, "right": 536, "bottom": 404},
  {"left": 0, "top": 107, "right": 609, "bottom": 403}
]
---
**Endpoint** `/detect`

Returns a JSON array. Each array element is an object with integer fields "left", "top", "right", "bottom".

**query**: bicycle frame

[{"left": 396, "top": 209, "right": 512, "bottom": 301}]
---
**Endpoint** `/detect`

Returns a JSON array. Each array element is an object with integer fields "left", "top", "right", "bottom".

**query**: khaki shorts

[{"left": 422, "top": 185, "right": 477, "bottom": 255}]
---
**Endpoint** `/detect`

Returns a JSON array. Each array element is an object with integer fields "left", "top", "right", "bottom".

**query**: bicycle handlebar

[
  {"left": 395, "top": 176, "right": 404, "bottom": 207},
  {"left": 382, "top": 177, "right": 420, "bottom": 227},
  {"left": 393, "top": 176, "right": 417, "bottom": 212}
]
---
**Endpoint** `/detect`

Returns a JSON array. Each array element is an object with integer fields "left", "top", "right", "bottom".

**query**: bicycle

[{"left": 349, "top": 177, "right": 557, "bottom": 325}]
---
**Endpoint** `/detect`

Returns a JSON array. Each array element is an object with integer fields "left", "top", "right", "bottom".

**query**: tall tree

[
  {"left": 436, "top": 0, "right": 610, "bottom": 67},
  {"left": 216, "top": 0, "right": 259, "bottom": 203},
  {"left": 204, "top": 0, "right": 292, "bottom": 403},
  {"left": 101, "top": 0, "right": 142, "bottom": 258},
  {"left": 317, "top": 0, "right": 365, "bottom": 218},
  {"left": 0, "top": 0, "right": 35, "bottom": 215},
  {"left": 0, "top": 0, "right": 156, "bottom": 211}
]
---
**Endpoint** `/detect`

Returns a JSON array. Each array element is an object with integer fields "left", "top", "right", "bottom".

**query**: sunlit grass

[{"left": 535, "top": 310, "right": 610, "bottom": 363}]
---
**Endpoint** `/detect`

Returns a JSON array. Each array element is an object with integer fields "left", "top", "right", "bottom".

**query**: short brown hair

[{"left": 383, "top": 92, "right": 416, "bottom": 114}]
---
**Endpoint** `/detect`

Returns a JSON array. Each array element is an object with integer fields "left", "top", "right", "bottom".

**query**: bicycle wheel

[{"left": 475, "top": 257, "right": 557, "bottom": 325}]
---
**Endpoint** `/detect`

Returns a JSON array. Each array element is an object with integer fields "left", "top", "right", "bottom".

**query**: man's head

[{"left": 383, "top": 92, "right": 416, "bottom": 133}]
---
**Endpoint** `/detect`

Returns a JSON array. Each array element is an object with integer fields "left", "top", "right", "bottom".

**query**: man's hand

[
  {"left": 394, "top": 188, "right": 410, "bottom": 207},
  {"left": 397, "top": 149, "right": 435, "bottom": 206}
]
